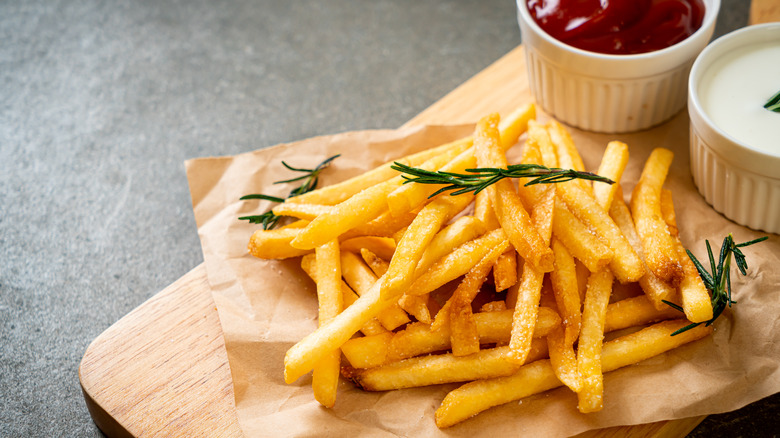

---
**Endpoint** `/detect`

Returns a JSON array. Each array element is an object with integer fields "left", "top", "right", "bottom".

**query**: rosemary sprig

[
  {"left": 663, "top": 234, "right": 768, "bottom": 336},
  {"left": 239, "top": 154, "right": 340, "bottom": 229},
  {"left": 764, "top": 89, "right": 780, "bottom": 113},
  {"left": 391, "top": 162, "right": 614, "bottom": 198}
]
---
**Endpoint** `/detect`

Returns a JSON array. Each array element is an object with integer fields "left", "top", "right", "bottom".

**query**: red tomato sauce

[{"left": 526, "top": 0, "right": 705, "bottom": 55}]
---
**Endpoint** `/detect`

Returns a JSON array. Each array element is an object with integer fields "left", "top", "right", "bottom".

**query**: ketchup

[{"left": 526, "top": 0, "right": 705, "bottom": 55}]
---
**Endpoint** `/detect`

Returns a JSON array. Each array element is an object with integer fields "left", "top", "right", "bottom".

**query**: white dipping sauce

[{"left": 699, "top": 41, "right": 780, "bottom": 157}]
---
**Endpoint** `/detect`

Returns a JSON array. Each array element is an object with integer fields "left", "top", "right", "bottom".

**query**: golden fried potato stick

[
  {"left": 577, "top": 268, "right": 614, "bottom": 413},
  {"left": 480, "top": 301, "right": 507, "bottom": 312},
  {"left": 340, "top": 236, "right": 396, "bottom": 261},
  {"left": 340, "top": 331, "right": 393, "bottom": 369},
  {"left": 340, "top": 251, "right": 410, "bottom": 330},
  {"left": 435, "top": 320, "right": 712, "bottom": 428},
  {"left": 311, "top": 240, "right": 343, "bottom": 408},
  {"left": 300, "top": 254, "right": 387, "bottom": 336},
  {"left": 386, "top": 104, "right": 536, "bottom": 217},
  {"left": 603, "top": 295, "right": 679, "bottom": 332},
  {"left": 559, "top": 181, "right": 644, "bottom": 283},
  {"left": 547, "top": 120, "right": 591, "bottom": 194},
  {"left": 552, "top": 199, "right": 613, "bottom": 273},
  {"left": 550, "top": 237, "right": 582, "bottom": 346},
  {"left": 272, "top": 203, "right": 331, "bottom": 221},
  {"left": 493, "top": 250, "right": 518, "bottom": 292},
  {"left": 474, "top": 113, "right": 554, "bottom": 273},
  {"left": 407, "top": 228, "right": 508, "bottom": 297},
  {"left": 381, "top": 192, "right": 473, "bottom": 301},
  {"left": 659, "top": 191, "right": 713, "bottom": 323},
  {"left": 415, "top": 216, "right": 487, "bottom": 277},
  {"left": 291, "top": 141, "right": 474, "bottom": 250},
  {"left": 474, "top": 190, "right": 517, "bottom": 292},
  {"left": 508, "top": 174, "right": 555, "bottom": 364},
  {"left": 287, "top": 136, "right": 474, "bottom": 206},
  {"left": 347, "top": 342, "right": 548, "bottom": 392},
  {"left": 248, "top": 227, "right": 311, "bottom": 260},
  {"left": 630, "top": 148, "right": 684, "bottom": 286},
  {"left": 609, "top": 186, "right": 677, "bottom": 309},
  {"left": 347, "top": 208, "right": 420, "bottom": 238},
  {"left": 593, "top": 141, "right": 629, "bottom": 210},
  {"left": 547, "top": 324, "right": 582, "bottom": 393}
]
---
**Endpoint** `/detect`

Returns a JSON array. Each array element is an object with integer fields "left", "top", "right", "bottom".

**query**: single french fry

[
  {"left": 474, "top": 113, "right": 554, "bottom": 273},
  {"left": 341, "top": 236, "right": 396, "bottom": 261},
  {"left": 407, "top": 228, "right": 508, "bottom": 297},
  {"left": 610, "top": 186, "right": 677, "bottom": 309},
  {"left": 381, "top": 193, "right": 473, "bottom": 300},
  {"left": 347, "top": 208, "right": 419, "bottom": 238},
  {"left": 603, "top": 295, "right": 679, "bottom": 332},
  {"left": 435, "top": 320, "right": 712, "bottom": 428},
  {"left": 311, "top": 240, "right": 343, "bottom": 408},
  {"left": 340, "top": 251, "right": 410, "bottom": 330},
  {"left": 660, "top": 189, "right": 679, "bottom": 238},
  {"left": 552, "top": 200, "right": 613, "bottom": 273},
  {"left": 247, "top": 227, "right": 311, "bottom": 260},
  {"left": 559, "top": 181, "right": 644, "bottom": 283},
  {"left": 360, "top": 248, "right": 389, "bottom": 277},
  {"left": 416, "top": 216, "right": 487, "bottom": 276},
  {"left": 300, "top": 254, "right": 387, "bottom": 336},
  {"left": 288, "top": 136, "right": 474, "bottom": 206},
  {"left": 660, "top": 191, "right": 713, "bottom": 323},
  {"left": 577, "top": 269, "right": 614, "bottom": 413},
  {"left": 547, "top": 120, "right": 591, "bottom": 194},
  {"left": 547, "top": 324, "right": 582, "bottom": 393},
  {"left": 272, "top": 203, "right": 332, "bottom": 221},
  {"left": 348, "top": 342, "right": 548, "bottom": 391},
  {"left": 474, "top": 189, "right": 500, "bottom": 230},
  {"left": 550, "top": 237, "right": 582, "bottom": 346},
  {"left": 508, "top": 175, "right": 555, "bottom": 364},
  {"left": 630, "top": 148, "right": 684, "bottom": 286},
  {"left": 493, "top": 250, "right": 518, "bottom": 292},
  {"left": 594, "top": 141, "right": 629, "bottom": 210}
]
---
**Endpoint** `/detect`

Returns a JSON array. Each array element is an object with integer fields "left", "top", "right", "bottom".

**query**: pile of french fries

[{"left": 247, "top": 103, "right": 714, "bottom": 428}]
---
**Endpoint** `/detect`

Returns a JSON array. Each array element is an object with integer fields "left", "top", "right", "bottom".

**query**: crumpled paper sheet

[{"left": 186, "top": 112, "right": 779, "bottom": 438}]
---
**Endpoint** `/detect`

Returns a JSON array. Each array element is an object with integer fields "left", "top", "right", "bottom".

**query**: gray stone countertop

[{"left": 1, "top": 0, "right": 777, "bottom": 436}]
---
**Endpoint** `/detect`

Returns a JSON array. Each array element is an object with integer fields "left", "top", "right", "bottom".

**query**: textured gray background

[{"left": 1, "top": 0, "right": 777, "bottom": 436}]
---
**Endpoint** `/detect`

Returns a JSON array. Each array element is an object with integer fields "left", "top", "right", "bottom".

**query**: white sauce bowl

[
  {"left": 516, "top": 0, "right": 720, "bottom": 133},
  {"left": 688, "top": 23, "right": 780, "bottom": 234}
]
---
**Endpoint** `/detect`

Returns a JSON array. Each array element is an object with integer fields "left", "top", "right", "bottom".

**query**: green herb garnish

[
  {"left": 391, "top": 162, "right": 614, "bottom": 198},
  {"left": 663, "top": 234, "right": 768, "bottom": 336},
  {"left": 764, "top": 90, "right": 780, "bottom": 113},
  {"left": 239, "top": 154, "right": 340, "bottom": 229}
]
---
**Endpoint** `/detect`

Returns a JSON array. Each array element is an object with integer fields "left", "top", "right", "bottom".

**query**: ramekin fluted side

[
  {"left": 690, "top": 126, "right": 780, "bottom": 234},
  {"left": 525, "top": 47, "right": 691, "bottom": 133}
]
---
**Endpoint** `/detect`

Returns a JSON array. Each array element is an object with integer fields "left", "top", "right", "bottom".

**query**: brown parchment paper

[{"left": 186, "top": 113, "right": 780, "bottom": 438}]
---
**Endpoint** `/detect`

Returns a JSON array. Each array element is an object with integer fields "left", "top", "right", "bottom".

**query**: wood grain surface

[{"left": 79, "top": 4, "right": 779, "bottom": 436}]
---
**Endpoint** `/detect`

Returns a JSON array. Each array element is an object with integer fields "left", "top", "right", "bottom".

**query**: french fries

[{"left": 246, "top": 108, "right": 717, "bottom": 428}]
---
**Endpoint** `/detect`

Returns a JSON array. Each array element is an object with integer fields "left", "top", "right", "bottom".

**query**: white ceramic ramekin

[
  {"left": 516, "top": 0, "right": 720, "bottom": 133},
  {"left": 688, "top": 23, "right": 780, "bottom": 234}
]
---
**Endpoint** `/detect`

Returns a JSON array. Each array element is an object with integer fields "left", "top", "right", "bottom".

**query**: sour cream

[{"left": 698, "top": 41, "right": 780, "bottom": 157}]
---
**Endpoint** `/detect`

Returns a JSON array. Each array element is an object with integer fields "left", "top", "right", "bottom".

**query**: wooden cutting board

[{"left": 79, "top": 5, "right": 778, "bottom": 436}]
